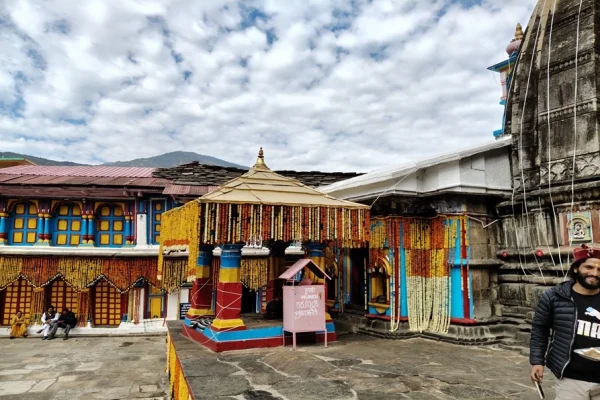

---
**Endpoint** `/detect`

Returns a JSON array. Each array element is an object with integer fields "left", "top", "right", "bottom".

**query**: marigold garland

[
  {"left": 370, "top": 216, "right": 468, "bottom": 334},
  {"left": 158, "top": 200, "right": 201, "bottom": 282},
  {"left": 240, "top": 258, "right": 268, "bottom": 291},
  {"left": 0, "top": 256, "right": 159, "bottom": 293},
  {"left": 201, "top": 203, "right": 369, "bottom": 248}
]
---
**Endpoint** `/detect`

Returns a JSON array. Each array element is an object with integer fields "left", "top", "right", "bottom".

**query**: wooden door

[
  {"left": 1, "top": 279, "right": 33, "bottom": 325},
  {"left": 49, "top": 280, "right": 78, "bottom": 314},
  {"left": 93, "top": 281, "right": 121, "bottom": 325}
]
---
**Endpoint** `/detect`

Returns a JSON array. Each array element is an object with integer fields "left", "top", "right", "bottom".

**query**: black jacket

[
  {"left": 58, "top": 311, "right": 78, "bottom": 328},
  {"left": 529, "top": 280, "right": 577, "bottom": 378}
]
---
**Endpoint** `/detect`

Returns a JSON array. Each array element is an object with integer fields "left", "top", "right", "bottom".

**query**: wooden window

[
  {"left": 95, "top": 205, "right": 125, "bottom": 247},
  {"left": 49, "top": 280, "right": 78, "bottom": 314},
  {"left": 8, "top": 203, "right": 38, "bottom": 245},
  {"left": 53, "top": 203, "right": 82, "bottom": 247},
  {"left": 1, "top": 279, "right": 33, "bottom": 325},
  {"left": 93, "top": 281, "right": 121, "bottom": 325},
  {"left": 149, "top": 200, "right": 166, "bottom": 245}
]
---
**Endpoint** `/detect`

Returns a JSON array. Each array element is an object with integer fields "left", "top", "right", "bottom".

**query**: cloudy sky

[{"left": 1, "top": 0, "right": 534, "bottom": 171}]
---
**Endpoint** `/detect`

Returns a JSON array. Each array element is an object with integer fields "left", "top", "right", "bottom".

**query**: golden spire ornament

[
  {"left": 514, "top": 23, "right": 523, "bottom": 41},
  {"left": 253, "top": 147, "right": 269, "bottom": 170}
]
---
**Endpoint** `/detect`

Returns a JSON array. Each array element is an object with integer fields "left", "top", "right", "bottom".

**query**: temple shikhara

[{"left": 2, "top": 0, "right": 600, "bottom": 398}]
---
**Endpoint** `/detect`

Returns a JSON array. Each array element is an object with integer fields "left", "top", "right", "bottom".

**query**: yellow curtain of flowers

[{"left": 158, "top": 200, "right": 201, "bottom": 283}]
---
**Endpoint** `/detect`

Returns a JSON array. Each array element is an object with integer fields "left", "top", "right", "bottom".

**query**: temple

[{"left": 159, "top": 149, "right": 370, "bottom": 351}]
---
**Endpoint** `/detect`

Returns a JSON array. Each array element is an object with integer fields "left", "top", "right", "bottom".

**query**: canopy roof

[
  {"left": 199, "top": 148, "right": 368, "bottom": 209},
  {"left": 279, "top": 259, "right": 331, "bottom": 281}
]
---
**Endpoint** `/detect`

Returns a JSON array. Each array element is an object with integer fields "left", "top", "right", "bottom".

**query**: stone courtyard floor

[
  {"left": 0, "top": 332, "right": 554, "bottom": 400},
  {"left": 173, "top": 330, "right": 555, "bottom": 400},
  {"left": 0, "top": 336, "right": 168, "bottom": 399}
]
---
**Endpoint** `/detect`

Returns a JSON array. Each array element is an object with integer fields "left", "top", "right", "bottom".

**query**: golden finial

[
  {"left": 515, "top": 23, "right": 523, "bottom": 41},
  {"left": 254, "top": 147, "right": 268, "bottom": 169}
]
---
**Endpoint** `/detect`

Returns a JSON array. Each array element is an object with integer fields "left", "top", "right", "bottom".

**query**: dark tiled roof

[{"left": 153, "top": 162, "right": 363, "bottom": 188}]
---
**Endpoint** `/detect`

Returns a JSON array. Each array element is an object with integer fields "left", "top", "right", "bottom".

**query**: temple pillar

[
  {"left": 87, "top": 215, "right": 95, "bottom": 245},
  {"left": 125, "top": 213, "right": 133, "bottom": 246},
  {"left": 80, "top": 217, "right": 88, "bottom": 245},
  {"left": 135, "top": 200, "right": 148, "bottom": 247},
  {"left": 211, "top": 244, "right": 245, "bottom": 331},
  {"left": 0, "top": 212, "right": 7, "bottom": 245},
  {"left": 304, "top": 242, "right": 331, "bottom": 320},
  {"left": 186, "top": 245, "right": 214, "bottom": 318}
]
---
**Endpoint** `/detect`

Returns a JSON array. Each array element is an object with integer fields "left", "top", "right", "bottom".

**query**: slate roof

[{"left": 153, "top": 162, "right": 362, "bottom": 188}]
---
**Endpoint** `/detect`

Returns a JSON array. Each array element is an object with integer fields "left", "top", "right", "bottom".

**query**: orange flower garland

[
  {"left": 200, "top": 203, "right": 369, "bottom": 248},
  {"left": 0, "top": 256, "right": 159, "bottom": 293}
]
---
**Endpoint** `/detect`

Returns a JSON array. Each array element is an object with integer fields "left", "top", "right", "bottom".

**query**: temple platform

[{"left": 181, "top": 314, "right": 336, "bottom": 352}]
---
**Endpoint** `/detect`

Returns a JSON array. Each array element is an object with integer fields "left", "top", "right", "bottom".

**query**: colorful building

[
  {"left": 321, "top": 139, "right": 513, "bottom": 341},
  {"left": 0, "top": 162, "right": 360, "bottom": 336},
  {"left": 0, "top": 165, "right": 181, "bottom": 333}
]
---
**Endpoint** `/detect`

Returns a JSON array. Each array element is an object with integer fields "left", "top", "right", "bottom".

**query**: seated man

[
  {"left": 48, "top": 309, "right": 77, "bottom": 340},
  {"left": 37, "top": 306, "right": 59, "bottom": 340}
]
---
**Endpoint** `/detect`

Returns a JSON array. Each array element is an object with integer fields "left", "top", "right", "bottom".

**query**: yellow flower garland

[
  {"left": 158, "top": 200, "right": 201, "bottom": 282},
  {"left": 240, "top": 258, "right": 269, "bottom": 291}
]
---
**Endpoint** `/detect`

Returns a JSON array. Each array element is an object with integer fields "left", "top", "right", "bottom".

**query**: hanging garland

[
  {"left": 201, "top": 203, "right": 369, "bottom": 248},
  {"left": 370, "top": 216, "right": 467, "bottom": 334},
  {"left": 161, "top": 258, "right": 189, "bottom": 294},
  {"left": 76, "top": 289, "right": 91, "bottom": 327},
  {"left": 0, "top": 256, "right": 160, "bottom": 293},
  {"left": 240, "top": 258, "right": 269, "bottom": 291},
  {"left": 158, "top": 200, "right": 201, "bottom": 282},
  {"left": 29, "top": 288, "right": 45, "bottom": 325}
]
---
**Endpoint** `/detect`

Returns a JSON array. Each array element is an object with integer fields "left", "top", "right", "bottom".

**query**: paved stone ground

[
  {"left": 0, "top": 336, "right": 168, "bottom": 400},
  {"left": 173, "top": 330, "right": 555, "bottom": 400}
]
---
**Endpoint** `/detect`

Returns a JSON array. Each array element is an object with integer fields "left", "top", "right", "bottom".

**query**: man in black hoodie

[
  {"left": 48, "top": 309, "right": 77, "bottom": 340},
  {"left": 530, "top": 244, "right": 600, "bottom": 399}
]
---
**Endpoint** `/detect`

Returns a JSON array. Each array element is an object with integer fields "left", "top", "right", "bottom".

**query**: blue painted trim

[
  {"left": 400, "top": 223, "right": 408, "bottom": 317},
  {"left": 493, "top": 129, "right": 504, "bottom": 137},
  {"left": 191, "top": 321, "right": 336, "bottom": 342},
  {"left": 450, "top": 219, "right": 464, "bottom": 319}
]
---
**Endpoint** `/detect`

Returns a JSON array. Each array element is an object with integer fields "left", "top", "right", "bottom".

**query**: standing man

[
  {"left": 38, "top": 305, "right": 58, "bottom": 340},
  {"left": 530, "top": 244, "right": 600, "bottom": 398}
]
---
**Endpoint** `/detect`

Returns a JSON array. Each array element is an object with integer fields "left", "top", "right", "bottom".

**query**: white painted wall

[
  {"left": 166, "top": 291, "right": 180, "bottom": 321},
  {"left": 136, "top": 214, "right": 148, "bottom": 247}
]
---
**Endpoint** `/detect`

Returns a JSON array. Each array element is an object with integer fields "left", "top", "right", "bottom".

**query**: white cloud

[{"left": 0, "top": 0, "right": 534, "bottom": 171}]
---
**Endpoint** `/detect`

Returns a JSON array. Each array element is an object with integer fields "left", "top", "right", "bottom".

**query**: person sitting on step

[
  {"left": 37, "top": 305, "right": 58, "bottom": 340},
  {"left": 47, "top": 309, "right": 77, "bottom": 340},
  {"left": 9, "top": 310, "right": 28, "bottom": 339}
]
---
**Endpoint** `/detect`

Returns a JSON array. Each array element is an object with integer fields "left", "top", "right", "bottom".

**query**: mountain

[
  {"left": 101, "top": 151, "right": 247, "bottom": 169},
  {"left": 0, "top": 152, "right": 85, "bottom": 166},
  {"left": 0, "top": 151, "right": 247, "bottom": 169}
]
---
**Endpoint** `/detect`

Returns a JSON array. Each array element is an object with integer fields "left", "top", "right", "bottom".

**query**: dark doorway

[
  {"left": 241, "top": 286, "right": 257, "bottom": 314},
  {"left": 350, "top": 248, "right": 367, "bottom": 307}
]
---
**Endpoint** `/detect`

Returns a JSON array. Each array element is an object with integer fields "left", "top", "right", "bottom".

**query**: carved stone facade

[
  {"left": 506, "top": 0, "right": 600, "bottom": 192},
  {"left": 497, "top": 0, "right": 600, "bottom": 346}
]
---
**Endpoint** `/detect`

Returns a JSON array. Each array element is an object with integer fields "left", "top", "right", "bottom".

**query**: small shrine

[{"left": 159, "top": 148, "right": 369, "bottom": 351}]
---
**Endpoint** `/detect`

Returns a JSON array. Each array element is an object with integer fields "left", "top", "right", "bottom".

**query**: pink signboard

[{"left": 282, "top": 285, "right": 327, "bottom": 350}]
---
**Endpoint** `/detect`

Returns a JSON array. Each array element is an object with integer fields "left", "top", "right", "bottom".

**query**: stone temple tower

[
  {"left": 506, "top": 0, "right": 600, "bottom": 192},
  {"left": 496, "top": 0, "right": 600, "bottom": 339}
]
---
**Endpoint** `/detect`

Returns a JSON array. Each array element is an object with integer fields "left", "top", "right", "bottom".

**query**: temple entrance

[
  {"left": 350, "top": 248, "right": 367, "bottom": 307},
  {"left": 241, "top": 286, "right": 258, "bottom": 314},
  {"left": 0, "top": 278, "right": 33, "bottom": 325},
  {"left": 146, "top": 285, "right": 165, "bottom": 319}
]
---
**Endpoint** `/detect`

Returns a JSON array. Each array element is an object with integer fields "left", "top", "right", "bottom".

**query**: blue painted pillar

[
  {"left": 36, "top": 210, "right": 44, "bottom": 243},
  {"left": 0, "top": 212, "right": 7, "bottom": 245},
  {"left": 212, "top": 244, "right": 245, "bottom": 331},
  {"left": 43, "top": 213, "right": 51, "bottom": 244},
  {"left": 80, "top": 217, "right": 88, "bottom": 245},
  {"left": 87, "top": 215, "right": 95, "bottom": 245}
]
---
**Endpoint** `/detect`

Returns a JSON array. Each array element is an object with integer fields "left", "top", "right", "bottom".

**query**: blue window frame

[
  {"left": 149, "top": 199, "right": 166, "bottom": 245},
  {"left": 8, "top": 202, "right": 38, "bottom": 246},
  {"left": 96, "top": 205, "right": 125, "bottom": 247},
  {"left": 53, "top": 203, "right": 82, "bottom": 246}
]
